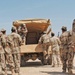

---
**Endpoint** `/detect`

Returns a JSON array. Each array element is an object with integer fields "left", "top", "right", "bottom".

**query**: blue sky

[{"left": 0, "top": 0, "right": 75, "bottom": 36}]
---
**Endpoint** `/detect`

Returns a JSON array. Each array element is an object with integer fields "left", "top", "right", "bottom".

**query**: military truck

[{"left": 13, "top": 19, "right": 52, "bottom": 66}]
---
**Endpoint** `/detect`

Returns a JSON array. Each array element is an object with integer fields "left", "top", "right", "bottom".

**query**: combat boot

[
  {"left": 62, "top": 67, "right": 66, "bottom": 73},
  {"left": 62, "top": 68, "right": 66, "bottom": 73},
  {"left": 52, "top": 65, "right": 55, "bottom": 67},
  {"left": 68, "top": 69, "right": 73, "bottom": 74}
]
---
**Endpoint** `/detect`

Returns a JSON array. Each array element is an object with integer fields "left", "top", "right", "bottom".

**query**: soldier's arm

[
  {"left": 38, "top": 37, "right": 42, "bottom": 44},
  {"left": 6, "top": 35, "right": 13, "bottom": 46},
  {"left": 38, "top": 35, "right": 44, "bottom": 44},
  {"left": 1, "top": 35, "right": 6, "bottom": 48},
  {"left": 49, "top": 38, "right": 52, "bottom": 46},
  {"left": 25, "top": 26, "right": 28, "bottom": 33},
  {"left": 58, "top": 36, "right": 63, "bottom": 52},
  {"left": 57, "top": 37, "right": 61, "bottom": 45},
  {"left": 18, "top": 34, "right": 22, "bottom": 46},
  {"left": 23, "top": 26, "right": 28, "bottom": 34},
  {"left": 17, "top": 26, "right": 21, "bottom": 33}
]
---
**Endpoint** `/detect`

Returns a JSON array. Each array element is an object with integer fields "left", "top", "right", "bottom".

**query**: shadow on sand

[
  {"left": 21, "top": 61, "right": 43, "bottom": 67},
  {"left": 40, "top": 71, "right": 75, "bottom": 75}
]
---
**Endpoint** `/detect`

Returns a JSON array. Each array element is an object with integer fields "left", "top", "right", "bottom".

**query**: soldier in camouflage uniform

[
  {"left": 60, "top": 26, "right": 74, "bottom": 74},
  {"left": 49, "top": 32, "right": 61, "bottom": 67},
  {"left": 67, "top": 19, "right": 75, "bottom": 74},
  {"left": 0, "top": 31, "right": 7, "bottom": 75},
  {"left": 10, "top": 27, "right": 22, "bottom": 75},
  {"left": 39, "top": 31, "right": 50, "bottom": 65},
  {"left": 18, "top": 24, "right": 28, "bottom": 44},
  {"left": 1, "top": 29, "right": 15, "bottom": 75}
]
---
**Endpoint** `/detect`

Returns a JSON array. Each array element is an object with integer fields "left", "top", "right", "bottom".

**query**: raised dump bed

[{"left": 13, "top": 18, "right": 52, "bottom": 66}]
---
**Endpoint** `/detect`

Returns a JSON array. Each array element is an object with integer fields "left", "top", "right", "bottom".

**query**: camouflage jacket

[
  {"left": 39, "top": 34, "right": 50, "bottom": 44},
  {"left": 18, "top": 25, "right": 28, "bottom": 35},
  {"left": 60, "top": 30, "right": 75, "bottom": 48},
  {"left": 49, "top": 36, "right": 61, "bottom": 51},
  {"left": 9, "top": 32, "right": 22, "bottom": 53},
  {"left": 0, "top": 36, "right": 5, "bottom": 53}
]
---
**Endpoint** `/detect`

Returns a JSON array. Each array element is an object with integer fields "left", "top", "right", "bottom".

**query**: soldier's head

[
  {"left": 20, "top": 24, "right": 26, "bottom": 27},
  {"left": 61, "top": 26, "right": 67, "bottom": 32},
  {"left": 51, "top": 32, "right": 55, "bottom": 37},
  {"left": 1, "top": 28, "right": 6, "bottom": 34},
  {"left": 11, "top": 26, "right": 16, "bottom": 32},
  {"left": 72, "top": 19, "right": 75, "bottom": 32}
]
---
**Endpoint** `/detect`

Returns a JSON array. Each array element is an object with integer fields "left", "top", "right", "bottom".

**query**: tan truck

[{"left": 13, "top": 19, "right": 52, "bottom": 66}]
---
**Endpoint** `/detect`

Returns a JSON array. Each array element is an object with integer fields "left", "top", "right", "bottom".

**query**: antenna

[{"left": 58, "top": 32, "right": 60, "bottom": 37}]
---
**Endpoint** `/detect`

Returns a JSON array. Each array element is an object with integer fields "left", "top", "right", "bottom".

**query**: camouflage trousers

[
  {"left": 61, "top": 46, "right": 74, "bottom": 70},
  {"left": 6, "top": 53, "right": 14, "bottom": 69},
  {"left": 52, "top": 50, "right": 60, "bottom": 66},
  {"left": 12, "top": 53, "right": 20, "bottom": 73},
  {"left": 0, "top": 53, "right": 6, "bottom": 71},
  {"left": 42, "top": 43, "right": 50, "bottom": 64},
  {"left": 5, "top": 47, "right": 15, "bottom": 70}
]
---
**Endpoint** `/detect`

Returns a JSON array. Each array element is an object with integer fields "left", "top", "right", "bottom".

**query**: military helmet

[
  {"left": 51, "top": 32, "right": 55, "bottom": 36},
  {"left": 1, "top": 28, "right": 6, "bottom": 32},
  {"left": 11, "top": 26, "right": 16, "bottom": 32},
  {"left": 20, "top": 24, "right": 26, "bottom": 27},
  {"left": 61, "top": 26, "right": 67, "bottom": 31}
]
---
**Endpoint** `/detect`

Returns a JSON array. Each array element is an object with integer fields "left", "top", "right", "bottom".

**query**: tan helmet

[
  {"left": 11, "top": 26, "right": 16, "bottom": 32},
  {"left": 1, "top": 28, "right": 6, "bottom": 32},
  {"left": 20, "top": 24, "right": 26, "bottom": 27},
  {"left": 61, "top": 26, "right": 67, "bottom": 31}
]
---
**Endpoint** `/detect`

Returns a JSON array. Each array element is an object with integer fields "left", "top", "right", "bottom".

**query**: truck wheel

[
  {"left": 47, "top": 54, "right": 52, "bottom": 65},
  {"left": 20, "top": 55, "right": 26, "bottom": 66}
]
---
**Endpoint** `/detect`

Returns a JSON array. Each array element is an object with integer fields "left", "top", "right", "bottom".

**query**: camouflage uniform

[
  {"left": 18, "top": 24, "right": 28, "bottom": 44},
  {"left": 50, "top": 32, "right": 61, "bottom": 67},
  {"left": 10, "top": 27, "right": 22, "bottom": 75},
  {"left": 0, "top": 31, "right": 7, "bottom": 75},
  {"left": 39, "top": 32, "right": 50, "bottom": 64},
  {"left": 60, "top": 26, "right": 74, "bottom": 74},
  {"left": 1, "top": 29, "right": 15, "bottom": 75}
]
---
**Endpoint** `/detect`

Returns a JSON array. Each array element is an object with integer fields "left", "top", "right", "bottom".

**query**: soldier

[
  {"left": 60, "top": 26, "right": 74, "bottom": 74},
  {"left": 1, "top": 29, "right": 15, "bottom": 75},
  {"left": 67, "top": 19, "right": 75, "bottom": 74},
  {"left": 0, "top": 31, "right": 7, "bottom": 75},
  {"left": 18, "top": 24, "right": 28, "bottom": 44},
  {"left": 10, "top": 27, "right": 22, "bottom": 75},
  {"left": 49, "top": 32, "right": 61, "bottom": 67},
  {"left": 39, "top": 29, "right": 51, "bottom": 65}
]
